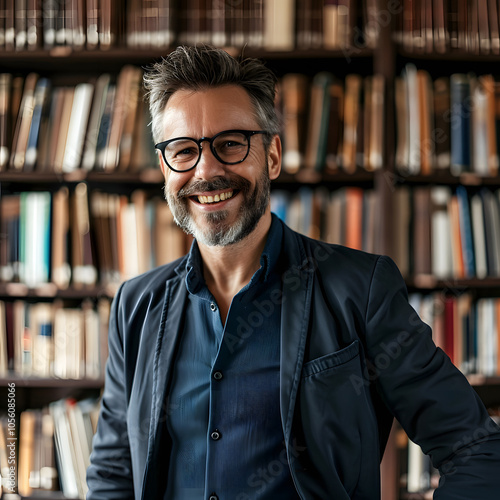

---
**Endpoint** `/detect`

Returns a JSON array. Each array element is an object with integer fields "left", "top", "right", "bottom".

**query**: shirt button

[
  {"left": 210, "top": 302, "right": 217, "bottom": 312},
  {"left": 209, "top": 494, "right": 218, "bottom": 500},
  {"left": 213, "top": 371, "right": 223, "bottom": 380},
  {"left": 210, "top": 429, "right": 221, "bottom": 441}
]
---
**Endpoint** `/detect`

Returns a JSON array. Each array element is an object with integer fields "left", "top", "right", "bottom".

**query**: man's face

[{"left": 158, "top": 85, "right": 280, "bottom": 246}]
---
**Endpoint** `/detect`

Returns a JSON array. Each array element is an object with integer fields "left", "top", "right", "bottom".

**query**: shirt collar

[{"left": 185, "top": 213, "right": 283, "bottom": 296}]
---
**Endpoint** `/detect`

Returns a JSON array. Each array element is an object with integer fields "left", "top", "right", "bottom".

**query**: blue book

[
  {"left": 450, "top": 74, "right": 471, "bottom": 175},
  {"left": 25, "top": 78, "right": 50, "bottom": 171},
  {"left": 455, "top": 185, "right": 475, "bottom": 277}
]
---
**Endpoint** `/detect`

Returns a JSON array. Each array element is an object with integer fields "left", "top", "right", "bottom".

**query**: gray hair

[{"left": 143, "top": 45, "right": 280, "bottom": 145}]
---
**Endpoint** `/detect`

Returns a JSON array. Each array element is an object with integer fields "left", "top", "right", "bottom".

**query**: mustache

[{"left": 176, "top": 176, "right": 251, "bottom": 199}]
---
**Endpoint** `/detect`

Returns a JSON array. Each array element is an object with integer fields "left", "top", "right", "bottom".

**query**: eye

[
  {"left": 175, "top": 146, "right": 198, "bottom": 158},
  {"left": 165, "top": 140, "right": 199, "bottom": 162},
  {"left": 214, "top": 134, "right": 248, "bottom": 157}
]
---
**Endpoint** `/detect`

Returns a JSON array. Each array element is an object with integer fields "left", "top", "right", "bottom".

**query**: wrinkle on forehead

[{"left": 160, "top": 85, "right": 260, "bottom": 140}]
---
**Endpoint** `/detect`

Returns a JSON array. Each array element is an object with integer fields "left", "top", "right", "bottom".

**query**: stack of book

[
  {"left": 395, "top": 66, "right": 500, "bottom": 177},
  {"left": 1, "top": 397, "right": 100, "bottom": 499},
  {"left": 395, "top": 0, "right": 500, "bottom": 54},
  {"left": 0, "top": 0, "right": 121, "bottom": 51},
  {"left": 0, "top": 67, "right": 157, "bottom": 174},
  {"left": 410, "top": 291, "right": 500, "bottom": 377},
  {"left": 392, "top": 185, "right": 500, "bottom": 281},
  {"left": 0, "top": 187, "right": 188, "bottom": 290},
  {"left": 0, "top": 0, "right": 378, "bottom": 52},
  {"left": 278, "top": 72, "right": 384, "bottom": 175},
  {"left": 0, "top": 298, "right": 110, "bottom": 379},
  {"left": 271, "top": 186, "right": 380, "bottom": 253}
]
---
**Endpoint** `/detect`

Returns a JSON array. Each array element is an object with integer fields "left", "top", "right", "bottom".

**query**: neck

[{"left": 197, "top": 210, "right": 272, "bottom": 319}]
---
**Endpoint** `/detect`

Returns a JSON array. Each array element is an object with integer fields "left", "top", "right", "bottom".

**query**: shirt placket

[{"left": 205, "top": 297, "right": 226, "bottom": 500}]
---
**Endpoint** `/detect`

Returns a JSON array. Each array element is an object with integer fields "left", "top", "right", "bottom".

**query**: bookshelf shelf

[
  {"left": 0, "top": 283, "right": 116, "bottom": 300},
  {"left": 0, "top": 377, "right": 104, "bottom": 389},
  {"left": 406, "top": 276, "right": 500, "bottom": 292},
  {"left": 0, "top": 169, "right": 164, "bottom": 186},
  {"left": 390, "top": 172, "right": 500, "bottom": 187},
  {"left": 2, "top": 2, "right": 500, "bottom": 499},
  {"left": 397, "top": 49, "right": 500, "bottom": 63}
]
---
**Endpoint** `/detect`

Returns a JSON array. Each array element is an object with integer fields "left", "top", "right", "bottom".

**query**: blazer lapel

[
  {"left": 142, "top": 273, "right": 188, "bottom": 499},
  {"left": 279, "top": 232, "right": 314, "bottom": 444}
]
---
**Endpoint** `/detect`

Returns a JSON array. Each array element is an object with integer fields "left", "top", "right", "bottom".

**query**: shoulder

[{"left": 116, "top": 255, "right": 188, "bottom": 303}]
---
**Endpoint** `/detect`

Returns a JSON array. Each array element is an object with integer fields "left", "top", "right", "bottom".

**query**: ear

[
  {"left": 157, "top": 150, "right": 168, "bottom": 178},
  {"left": 267, "top": 134, "right": 282, "bottom": 181}
]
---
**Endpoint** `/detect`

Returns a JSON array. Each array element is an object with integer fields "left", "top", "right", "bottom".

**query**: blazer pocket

[{"left": 302, "top": 339, "right": 360, "bottom": 378}]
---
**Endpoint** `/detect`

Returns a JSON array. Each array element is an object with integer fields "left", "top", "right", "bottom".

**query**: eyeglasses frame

[{"left": 155, "top": 129, "right": 269, "bottom": 173}]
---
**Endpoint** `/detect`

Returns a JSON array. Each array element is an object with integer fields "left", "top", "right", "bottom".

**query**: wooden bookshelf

[{"left": 2, "top": 1, "right": 500, "bottom": 499}]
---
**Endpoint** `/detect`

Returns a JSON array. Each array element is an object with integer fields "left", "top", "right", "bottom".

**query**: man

[{"left": 87, "top": 45, "right": 500, "bottom": 500}]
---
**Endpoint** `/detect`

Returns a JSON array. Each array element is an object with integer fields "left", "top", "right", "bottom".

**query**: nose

[{"left": 193, "top": 144, "right": 226, "bottom": 179}]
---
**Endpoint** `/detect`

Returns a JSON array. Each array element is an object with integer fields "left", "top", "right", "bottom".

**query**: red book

[{"left": 444, "top": 296, "right": 455, "bottom": 365}]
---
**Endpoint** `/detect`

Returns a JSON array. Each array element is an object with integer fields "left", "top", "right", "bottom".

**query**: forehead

[{"left": 161, "top": 85, "right": 259, "bottom": 138}]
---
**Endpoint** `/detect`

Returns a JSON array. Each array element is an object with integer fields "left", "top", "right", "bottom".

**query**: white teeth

[{"left": 197, "top": 190, "right": 233, "bottom": 204}]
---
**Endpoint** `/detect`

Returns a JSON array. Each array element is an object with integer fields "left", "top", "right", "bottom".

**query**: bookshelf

[{"left": 1, "top": 1, "right": 500, "bottom": 499}]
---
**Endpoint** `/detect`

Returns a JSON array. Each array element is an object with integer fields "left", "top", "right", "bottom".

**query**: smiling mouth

[{"left": 195, "top": 190, "right": 235, "bottom": 204}]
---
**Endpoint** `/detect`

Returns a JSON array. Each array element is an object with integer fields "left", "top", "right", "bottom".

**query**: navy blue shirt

[{"left": 165, "top": 215, "right": 299, "bottom": 500}]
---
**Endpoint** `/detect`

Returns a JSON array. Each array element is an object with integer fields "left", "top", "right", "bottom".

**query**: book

[
  {"left": 341, "top": 73, "right": 362, "bottom": 173},
  {"left": 81, "top": 73, "right": 111, "bottom": 171},
  {"left": 0, "top": 194, "right": 21, "bottom": 283},
  {"left": 0, "top": 73, "right": 11, "bottom": 170},
  {"left": 430, "top": 187, "right": 452, "bottom": 279},
  {"left": 450, "top": 73, "right": 472, "bottom": 175},
  {"left": 456, "top": 185, "right": 476, "bottom": 277},
  {"left": 51, "top": 186, "right": 71, "bottom": 289},
  {"left": 304, "top": 72, "right": 334, "bottom": 172},
  {"left": 417, "top": 70, "right": 434, "bottom": 175},
  {"left": 10, "top": 73, "right": 39, "bottom": 171},
  {"left": 433, "top": 77, "right": 451, "bottom": 169},
  {"left": 394, "top": 76, "right": 409, "bottom": 172},
  {"left": 413, "top": 187, "right": 432, "bottom": 277},
  {"left": 19, "top": 191, "right": 51, "bottom": 288},
  {"left": 25, "top": 77, "right": 50, "bottom": 171},
  {"left": 470, "top": 192, "right": 488, "bottom": 279},
  {"left": 281, "top": 73, "right": 309, "bottom": 174},
  {"left": 264, "top": 0, "right": 295, "bottom": 50},
  {"left": 71, "top": 183, "right": 97, "bottom": 287},
  {"left": 62, "top": 82, "right": 94, "bottom": 172}
]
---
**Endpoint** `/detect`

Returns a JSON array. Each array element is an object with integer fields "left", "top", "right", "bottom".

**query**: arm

[
  {"left": 86, "top": 285, "right": 134, "bottom": 499},
  {"left": 365, "top": 256, "right": 500, "bottom": 499}
]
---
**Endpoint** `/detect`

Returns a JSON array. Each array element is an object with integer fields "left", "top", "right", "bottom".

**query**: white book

[
  {"left": 477, "top": 299, "right": 496, "bottom": 376},
  {"left": 264, "top": 0, "right": 295, "bottom": 50},
  {"left": 49, "top": 401, "right": 79, "bottom": 499},
  {"left": 471, "top": 193, "right": 488, "bottom": 279},
  {"left": 431, "top": 187, "right": 452, "bottom": 279},
  {"left": 20, "top": 192, "right": 51, "bottom": 288},
  {"left": 62, "top": 83, "right": 94, "bottom": 172},
  {"left": 84, "top": 304, "right": 101, "bottom": 380},
  {"left": 407, "top": 439, "right": 429, "bottom": 493},
  {"left": 405, "top": 64, "right": 420, "bottom": 174}
]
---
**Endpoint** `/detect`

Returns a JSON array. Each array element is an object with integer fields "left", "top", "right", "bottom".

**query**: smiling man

[{"left": 87, "top": 46, "right": 500, "bottom": 500}]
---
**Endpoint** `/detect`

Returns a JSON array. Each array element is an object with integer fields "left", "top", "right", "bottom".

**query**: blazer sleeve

[
  {"left": 86, "top": 284, "right": 135, "bottom": 500},
  {"left": 365, "top": 255, "right": 500, "bottom": 499}
]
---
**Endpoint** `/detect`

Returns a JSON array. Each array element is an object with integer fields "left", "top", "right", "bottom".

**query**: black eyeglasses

[{"left": 155, "top": 129, "right": 269, "bottom": 173}]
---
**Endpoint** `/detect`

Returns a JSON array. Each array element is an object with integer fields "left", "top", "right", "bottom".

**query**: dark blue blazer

[{"left": 87, "top": 219, "right": 500, "bottom": 499}]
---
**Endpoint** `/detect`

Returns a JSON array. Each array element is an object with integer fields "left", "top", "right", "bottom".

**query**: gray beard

[{"left": 164, "top": 166, "right": 271, "bottom": 247}]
